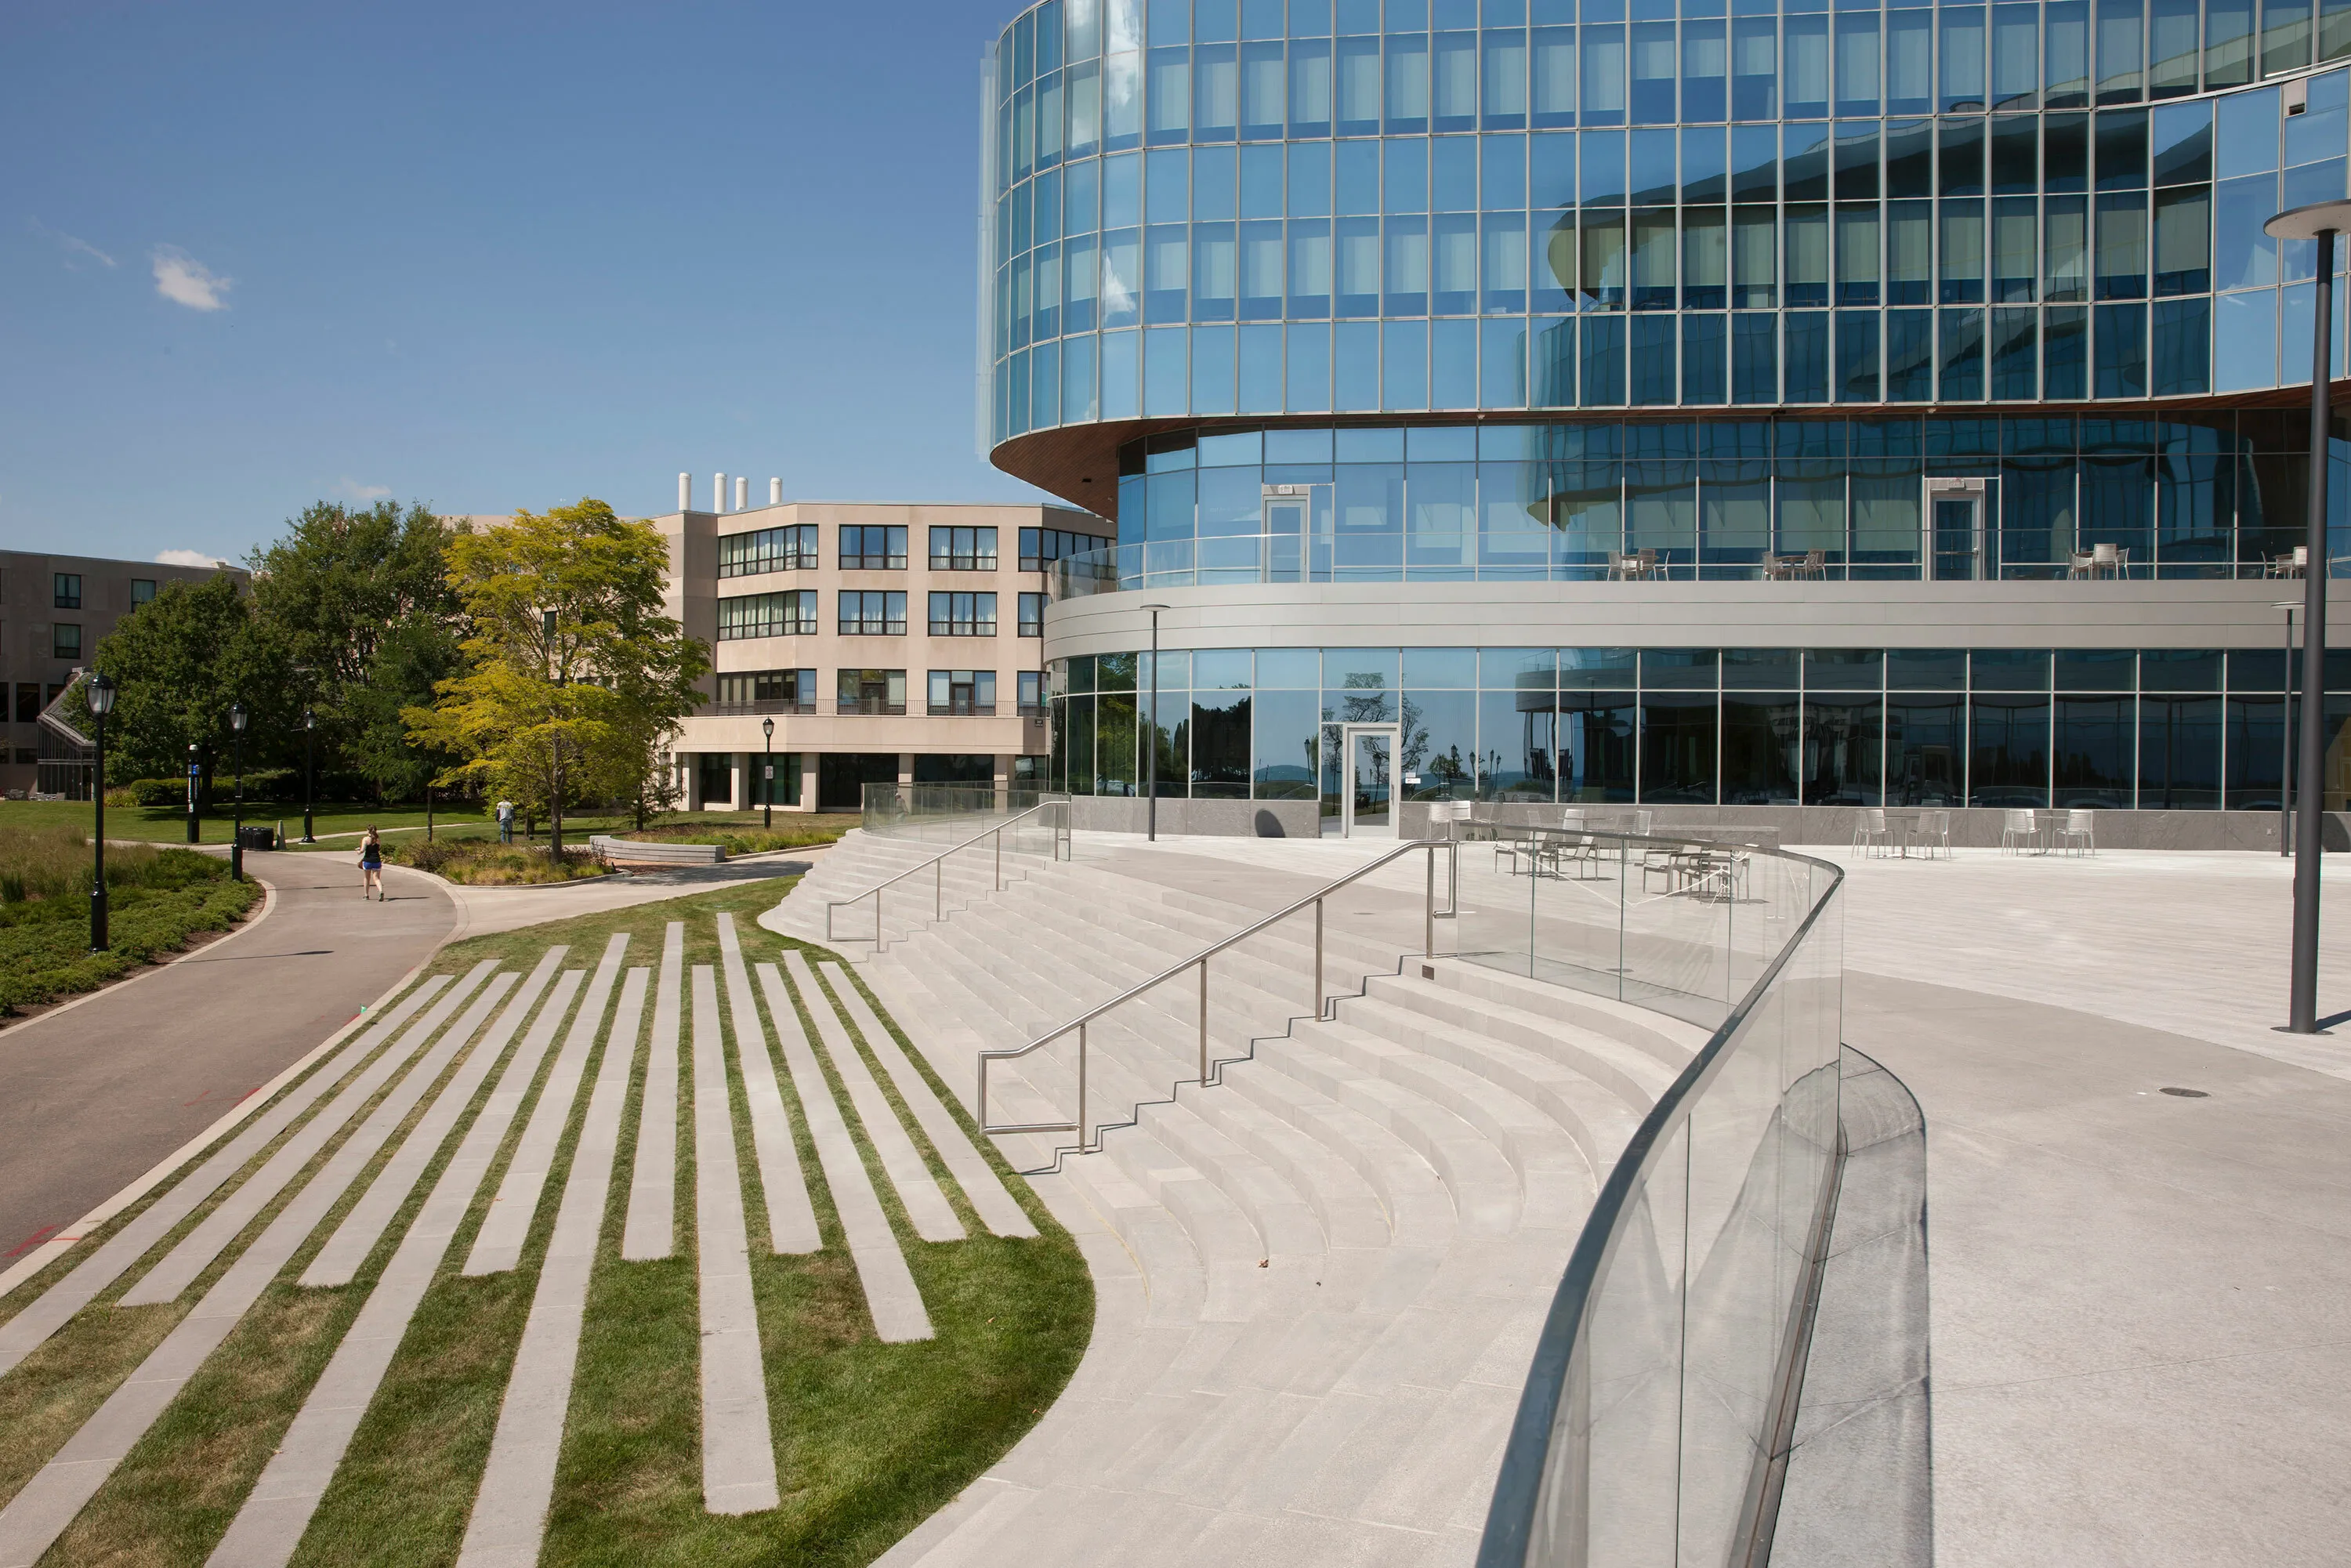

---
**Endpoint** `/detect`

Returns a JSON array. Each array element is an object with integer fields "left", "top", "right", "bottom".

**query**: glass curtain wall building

[{"left": 984, "top": 0, "right": 2351, "bottom": 837}]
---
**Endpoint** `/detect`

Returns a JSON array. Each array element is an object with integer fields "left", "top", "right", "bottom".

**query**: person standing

[
  {"left": 358, "top": 827, "right": 385, "bottom": 901},
  {"left": 495, "top": 798, "right": 515, "bottom": 843}
]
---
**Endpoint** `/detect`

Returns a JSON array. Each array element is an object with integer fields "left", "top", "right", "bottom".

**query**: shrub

[
  {"left": 619, "top": 820, "right": 853, "bottom": 856},
  {"left": 384, "top": 837, "right": 611, "bottom": 885},
  {"left": 0, "top": 826, "right": 260, "bottom": 1015}
]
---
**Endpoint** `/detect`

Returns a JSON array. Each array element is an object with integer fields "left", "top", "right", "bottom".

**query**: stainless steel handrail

[
  {"left": 976, "top": 836, "right": 1461, "bottom": 1152},
  {"left": 823, "top": 798, "right": 1070, "bottom": 952}
]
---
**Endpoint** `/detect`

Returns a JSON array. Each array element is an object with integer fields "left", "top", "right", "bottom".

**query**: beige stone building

[
  {"left": 2, "top": 549, "right": 245, "bottom": 797},
  {"left": 651, "top": 478, "right": 1106, "bottom": 811}
]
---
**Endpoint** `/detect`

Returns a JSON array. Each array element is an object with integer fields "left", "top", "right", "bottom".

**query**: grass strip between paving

[{"left": 0, "top": 872, "right": 1089, "bottom": 1566}]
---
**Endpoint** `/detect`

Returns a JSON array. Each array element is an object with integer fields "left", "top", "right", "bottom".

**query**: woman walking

[{"left": 358, "top": 827, "right": 385, "bottom": 901}]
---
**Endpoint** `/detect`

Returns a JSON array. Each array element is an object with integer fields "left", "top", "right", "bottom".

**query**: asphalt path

[{"left": 0, "top": 849, "right": 456, "bottom": 1262}]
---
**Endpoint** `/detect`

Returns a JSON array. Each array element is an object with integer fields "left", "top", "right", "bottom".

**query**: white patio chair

[
  {"left": 1915, "top": 809, "right": 1954, "bottom": 859},
  {"left": 1999, "top": 808, "right": 2041, "bottom": 854},
  {"left": 1852, "top": 807, "right": 1892, "bottom": 856},
  {"left": 2054, "top": 808, "right": 2096, "bottom": 856},
  {"left": 2091, "top": 541, "right": 2121, "bottom": 578}
]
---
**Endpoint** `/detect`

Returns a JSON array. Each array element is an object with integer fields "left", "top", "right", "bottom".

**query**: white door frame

[
  {"left": 1340, "top": 723, "right": 1404, "bottom": 838},
  {"left": 1926, "top": 476, "right": 1987, "bottom": 581}
]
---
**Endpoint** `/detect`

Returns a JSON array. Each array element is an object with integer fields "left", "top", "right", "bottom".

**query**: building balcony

[
  {"left": 835, "top": 698, "right": 907, "bottom": 716},
  {"left": 928, "top": 702, "right": 998, "bottom": 716},
  {"left": 708, "top": 700, "right": 818, "bottom": 716}
]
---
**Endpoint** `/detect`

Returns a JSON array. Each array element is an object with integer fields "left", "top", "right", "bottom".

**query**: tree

[
  {"left": 89, "top": 574, "right": 292, "bottom": 796},
  {"left": 408, "top": 502, "right": 708, "bottom": 853},
  {"left": 245, "top": 500, "right": 462, "bottom": 802}
]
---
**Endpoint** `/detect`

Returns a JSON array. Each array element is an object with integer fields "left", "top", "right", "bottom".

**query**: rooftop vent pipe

[
  {"left": 677, "top": 473, "right": 690, "bottom": 512},
  {"left": 735, "top": 476, "right": 748, "bottom": 512},
  {"left": 770, "top": 477, "right": 782, "bottom": 505},
  {"left": 712, "top": 472, "right": 726, "bottom": 512}
]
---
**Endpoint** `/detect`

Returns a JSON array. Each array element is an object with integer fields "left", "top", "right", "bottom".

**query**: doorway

[
  {"left": 1931, "top": 494, "right": 1983, "bottom": 581},
  {"left": 1339, "top": 724, "right": 1402, "bottom": 838}
]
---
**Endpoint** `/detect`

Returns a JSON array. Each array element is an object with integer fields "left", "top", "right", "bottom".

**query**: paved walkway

[
  {"left": 435, "top": 846, "right": 831, "bottom": 940},
  {"left": 0, "top": 849, "right": 456, "bottom": 1262},
  {"left": 1831, "top": 847, "right": 2351, "bottom": 1567}
]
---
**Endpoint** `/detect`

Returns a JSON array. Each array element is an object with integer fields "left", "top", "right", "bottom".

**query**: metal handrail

[
  {"left": 1473, "top": 847, "right": 1846, "bottom": 1568},
  {"left": 823, "top": 798, "right": 1070, "bottom": 952},
  {"left": 976, "top": 836, "right": 1461, "bottom": 1152}
]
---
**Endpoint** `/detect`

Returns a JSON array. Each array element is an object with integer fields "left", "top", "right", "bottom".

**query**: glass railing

[
  {"left": 1473, "top": 828, "right": 1847, "bottom": 1568},
  {"left": 860, "top": 783, "right": 1065, "bottom": 842},
  {"left": 1045, "top": 534, "right": 2341, "bottom": 598}
]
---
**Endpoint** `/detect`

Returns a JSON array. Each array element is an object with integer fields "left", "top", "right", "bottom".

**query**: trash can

[{"left": 236, "top": 824, "right": 277, "bottom": 852}]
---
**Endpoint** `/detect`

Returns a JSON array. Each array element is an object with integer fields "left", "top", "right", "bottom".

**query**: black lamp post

[
  {"left": 544, "top": 607, "right": 565, "bottom": 856},
  {"left": 87, "top": 672, "right": 114, "bottom": 952},
  {"left": 186, "top": 741, "right": 200, "bottom": 844},
  {"left": 301, "top": 707, "right": 317, "bottom": 843},
  {"left": 762, "top": 715, "right": 776, "bottom": 828},
  {"left": 229, "top": 701, "right": 248, "bottom": 882},
  {"left": 1141, "top": 603, "right": 1169, "bottom": 841},
  {"left": 2262, "top": 197, "right": 2351, "bottom": 1034}
]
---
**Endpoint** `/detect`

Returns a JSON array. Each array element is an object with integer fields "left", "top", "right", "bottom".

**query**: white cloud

[
  {"left": 335, "top": 478, "right": 393, "bottom": 502},
  {"left": 154, "top": 548, "right": 224, "bottom": 568},
  {"left": 28, "top": 218, "right": 115, "bottom": 270},
  {"left": 150, "top": 245, "right": 230, "bottom": 310}
]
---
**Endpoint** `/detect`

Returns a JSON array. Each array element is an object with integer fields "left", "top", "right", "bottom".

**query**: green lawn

[
  {"left": 2, "top": 800, "right": 858, "bottom": 850},
  {"left": 0, "top": 825, "right": 263, "bottom": 1016},
  {"left": 0, "top": 876, "right": 1090, "bottom": 1566}
]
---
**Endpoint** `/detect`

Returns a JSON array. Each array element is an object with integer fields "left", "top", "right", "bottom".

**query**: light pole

[
  {"left": 761, "top": 715, "right": 776, "bottom": 828},
  {"left": 301, "top": 707, "right": 317, "bottom": 843},
  {"left": 187, "top": 741, "right": 201, "bottom": 844},
  {"left": 229, "top": 701, "right": 248, "bottom": 882},
  {"left": 87, "top": 673, "right": 114, "bottom": 952},
  {"left": 2262, "top": 197, "right": 2351, "bottom": 1033},
  {"left": 1139, "top": 604, "right": 1172, "bottom": 840},
  {"left": 543, "top": 608, "right": 565, "bottom": 856},
  {"left": 2277, "top": 600, "right": 2301, "bottom": 857}
]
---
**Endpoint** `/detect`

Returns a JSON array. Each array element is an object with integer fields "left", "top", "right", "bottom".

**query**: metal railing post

[
  {"left": 1078, "top": 1022, "right": 1089, "bottom": 1152},
  {"left": 1313, "top": 899, "right": 1325, "bottom": 1019},
  {"left": 1198, "top": 959, "right": 1209, "bottom": 1084},
  {"left": 1425, "top": 846, "right": 1435, "bottom": 957},
  {"left": 978, "top": 1058, "right": 988, "bottom": 1130},
  {"left": 875, "top": 888, "right": 884, "bottom": 954},
  {"left": 936, "top": 857, "right": 944, "bottom": 921},
  {"left": 995, "top": 826, "right": 1002, "bottom": 891}
]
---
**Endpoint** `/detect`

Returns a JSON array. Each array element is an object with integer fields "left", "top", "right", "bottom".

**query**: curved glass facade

[
  {"left": 984, "top": 0, "right": 2351, "bottom": 443},
  {"left": 1056, "top": 411, "right": 2350, "bottom": 578},
  {"left": 1045, "top": 642, "right": 2351, "bottom": 807}
]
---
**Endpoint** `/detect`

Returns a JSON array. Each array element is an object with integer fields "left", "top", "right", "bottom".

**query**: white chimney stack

[
  {"left": 677, "top": 473, "right": 690, "bottom": 512},
  {"left": 712, "top": 472, "right": 726, "bottom": 512},
  {"left": 734, "top": 476, "right": 748, "bottom": 512},
  {"left": 769, "top": 476, "right": 782, "bottom": 505}
]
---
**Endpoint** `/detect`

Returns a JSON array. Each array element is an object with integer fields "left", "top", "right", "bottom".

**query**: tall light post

[
  {"left": 1141, "top": 604, "right": 1170, "bottom": 841},
  {"left": 2263, "top": 197, "right": 2351, "bottom": 1033},
  {"left": 543, "top": 607, "right": 566, "bottom": 856},
  {"left": 228, "top": 701, "right": 248, "bottom": 883},
  {"left": 87, "top": 673, "right": 115, "bottom": 952},
  {"left": 186, "top": 741, "right": 201, "bottom": 844},
  {"left": 761, "top": 715, "right": 776, "bottom": 828},
  {"left": 301, "top": 707, "right": 317, "bottom": 843}
]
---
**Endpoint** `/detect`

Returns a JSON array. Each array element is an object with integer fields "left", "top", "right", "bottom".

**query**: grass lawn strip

[
  {"left": 116, "top": 967, "right": 497, "bottom": 1308},
  {"left": 717, "top": 914, "right": 820, "bottom": 1256},
  {"left": 0, "top": 963, "right": 513, "bottom": 1563},
  {"left": 819, "top": 965, "right": 1038, "bottom": 1240},
  {"left": 463, "top": 936, "right": 632, "bottom": 1276},
  {"left": 200, "top": 962, "right": 590, "bottom": 1566},
  {"left": 690, "top": 962, "right": 784, "bottom": 1514},
  {"left": 0, "top": 878, "right": 1088, "bottom": 1567},
  {"left": 620, "top": 925, "right": 685, "bottom": 1261},
  {"left": 784, "top": 951, "right": 964, "bottom": 1244},
  {"left": 753, "top": 961, "right": 932, "bottom": 1344},
  {"left": 455, "top": 965, "right": 649, "bottom": 1565},
  {"left": 303, "top": 951, "right": 567, "bottom": 1288},
  {"left": 0, "top": 977, "right": 446, "bottom": 1372}
]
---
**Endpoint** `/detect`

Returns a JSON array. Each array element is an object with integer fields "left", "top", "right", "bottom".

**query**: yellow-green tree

[{"left": 407, "top": 502, "right": 708, "bottom": 853}]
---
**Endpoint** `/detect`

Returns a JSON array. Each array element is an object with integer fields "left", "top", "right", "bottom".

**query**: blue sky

[{"left": 0, "top": 0, "right": 1041, "bottom": 567}]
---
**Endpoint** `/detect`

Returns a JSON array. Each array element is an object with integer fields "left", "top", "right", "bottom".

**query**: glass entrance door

[
  {"left": 1932, "top": 496, "right": 1982, "bottom": 580},
  {"left": 1341, "top": 724, "right": 1401, "bottom": 838}
]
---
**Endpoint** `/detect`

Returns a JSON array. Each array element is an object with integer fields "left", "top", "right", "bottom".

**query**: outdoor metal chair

[
  {"left": 2053, "top": 808, "right": 2096, "bottom": 856},
  {"left": 2090, "top": 541, "right": 2126, "bottom": 578},
  {"left": 1607, "top": 549, "right": 1659, "bottom": 581},
  {"left": 1852, "top": 807, "right": 1892, "bottom": 856},
  {"left": 1798, "top": 549, "right": 1828, "bottom": 579},
  {"left": 1999, "top": 808, "right": 2042, "bottom": 854},
  {"left": 1911, "top": 809, "right": 1954, "bottom": 859},
  {"left": 2271, "top": 545, "right": 2309, "bottom": 578}
]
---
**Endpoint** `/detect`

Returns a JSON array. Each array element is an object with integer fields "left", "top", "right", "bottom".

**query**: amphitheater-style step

[{"left": 820, "top": 835, "right": 1706, "bottom": 1568}]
